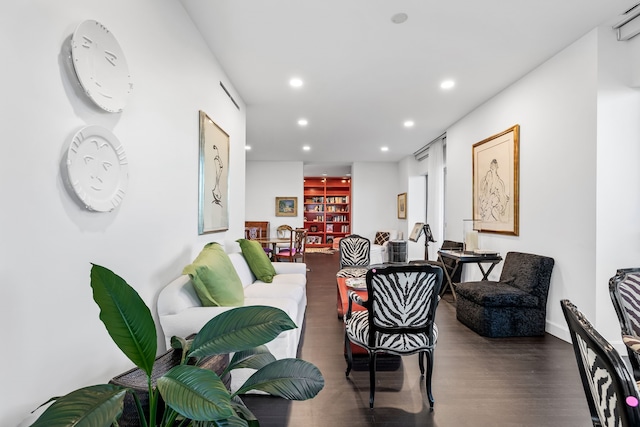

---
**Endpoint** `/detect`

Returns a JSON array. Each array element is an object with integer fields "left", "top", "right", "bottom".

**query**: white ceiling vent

[{"left": 613, "top": 3, "right": 640, "bottom": 41}]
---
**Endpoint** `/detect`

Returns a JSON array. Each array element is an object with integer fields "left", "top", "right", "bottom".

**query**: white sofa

[
  {"left": 157, "top": 250, "right": 307, "bottom": 392},
  {"left": 370, "top": 230, "right": 403, "bottom": 264}
]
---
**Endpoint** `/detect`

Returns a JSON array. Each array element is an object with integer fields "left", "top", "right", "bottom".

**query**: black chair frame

[
  {"left": 561, "top": 299, "right": 640, "bottom": 427},
  {"left": 609, "top": 267, "right": 640, "bottom": 381},
  {"left": 344, "top": 263, "right": 443, "bottom": 409}
]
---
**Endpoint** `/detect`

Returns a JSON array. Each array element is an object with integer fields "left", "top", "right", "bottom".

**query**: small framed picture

[
  {"left": 275, "top": 197, "right": 297, "bottom": 217},
  {"left": 397, "top": 193, "right": 407, "bottom": 219}
]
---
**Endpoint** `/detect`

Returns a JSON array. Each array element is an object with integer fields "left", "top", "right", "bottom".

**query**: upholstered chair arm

[{"left": 345, "top": 290, "right": 368, "bottom": 321}]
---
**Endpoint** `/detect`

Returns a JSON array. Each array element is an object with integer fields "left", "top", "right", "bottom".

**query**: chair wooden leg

[
  {"left": 369, "top": 352, "right": 377, "bottom": 408},
  {"left": 418, "top": 351, "right": 425, "bottom": 376},
  {"left": 345, "top": 333, "right": 353, "bottom": 377},
  {"left": 425, "top": 350, "right": 434, "bottom": 409}
]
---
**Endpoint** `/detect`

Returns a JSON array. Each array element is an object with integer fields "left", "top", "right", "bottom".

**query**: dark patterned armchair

[
  {"left": 344, "top": 263, "right": 443, "bottom": 408},
  {"left": 455, "top": 251, "right": 554, "bottom": 337},
  {"left": 561, "top": 299, "right": 640, "bottom": 426}
]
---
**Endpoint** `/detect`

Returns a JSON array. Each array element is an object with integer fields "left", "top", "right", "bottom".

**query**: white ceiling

[{"left": 181, "top": 0, "right": 637, "bottom": 171}]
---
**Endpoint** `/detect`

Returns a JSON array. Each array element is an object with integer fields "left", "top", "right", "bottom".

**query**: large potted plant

[{"left": 30, "top": 264, "right": 324, "bottom": 426}]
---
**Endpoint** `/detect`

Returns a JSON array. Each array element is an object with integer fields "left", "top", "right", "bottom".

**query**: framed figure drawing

[
  {"left": 198, "top": 110, "right": 230, "bottom": 234},
  {"left": 472, "top": 124, "right": 519, "bottom": 235}
]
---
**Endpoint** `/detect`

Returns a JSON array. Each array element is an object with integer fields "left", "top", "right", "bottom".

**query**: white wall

[
  {"left": 351, "top": 162, "right": 401, "bottom": 241},
  {"left": 246, "top": 161, "right": 402, "bottom": 250},
  {"left": 595, "top": 28, "right": 640, "bottom": 341},
  {"left": 245, "top": 161, "right": 304, "bottom": 235},
  {"left": 427, "top": 26, "right": 640, "bottom": 347},
  {"left": 1, "top": 2, "right": 246, "bottom": 425},
  {"left": 445, "top": 30, "right": 599, "bottom": 341}
]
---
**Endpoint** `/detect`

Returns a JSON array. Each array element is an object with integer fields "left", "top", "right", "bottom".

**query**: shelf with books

[{"left": 303, "top": 176, "right": 351, "bottom": 246}]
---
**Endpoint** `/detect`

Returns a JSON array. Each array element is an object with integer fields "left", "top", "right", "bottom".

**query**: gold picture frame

[
  {"left": 397, "top": 193, "right": 407, "bottom": 219},
  {"left": 276, "top": 197, "right": 297, "bottom": 217},
  {"left": 472, "top": 124, "right": 520, "bottom": 235},
  {"left": 198, "top": 110, "right": 229, "bottom": 234}
]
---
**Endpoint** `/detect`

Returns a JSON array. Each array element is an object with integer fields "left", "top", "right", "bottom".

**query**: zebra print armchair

[
  {"left": 344, "top": 263, "right": 443, "bottom": 408},
  {"left": 336, "top": 234, "right": 371, "bottom": 279},
  {"left": 561, "top": 299, "right": 640, "bottom": 427},
  {"left": 609, "top": 268, "right": 640, "bottom": 381}
]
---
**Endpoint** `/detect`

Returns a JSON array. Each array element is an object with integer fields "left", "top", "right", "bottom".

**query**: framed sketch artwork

[
  {"left": 472, "top": 124, "right": 520, "bottom": 236},
  {"left": 198, "top": 110, "right": 230, "bottom": 234}
]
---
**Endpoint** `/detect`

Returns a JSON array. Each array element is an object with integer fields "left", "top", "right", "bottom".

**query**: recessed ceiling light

[
  {"left": 290, "top": 78, "right": 303, "bottom": 88},
  {"left": 381, "top": 146, "right": 389, "bottom": 152},
  {"left": 302, "top": 145, "right": 311, "bottom": 151},
  {"left": 404, "top": 120, "right": 414, "bottom": 128},
  {"left": 441, "top": 80, "right": 455, "bottom": 89},
  {"left": 322, "top": 173, "right": 327, "bottom": 176},
  {"left": 245, "top": 145, "right": 251, "bottom": 150},
  {"left": 391, "top": 13, "right": 408, "bottom": 24},
  {"left": 298, "top": 119, "right": 308, "bottom": 126}
]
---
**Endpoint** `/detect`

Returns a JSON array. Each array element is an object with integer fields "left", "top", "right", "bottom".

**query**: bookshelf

[{"left": 303, "top": 177, "right": 351, "bottom": 247}]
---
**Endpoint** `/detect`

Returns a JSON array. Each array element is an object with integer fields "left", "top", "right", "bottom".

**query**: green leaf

[
  {"left": 189, "top": 306, "right": 296, "bottom": 359},
  {"left": 230, "top": 396, "right": 258, "bottom": 427},
  {"left": 226, "top": 345, "right": 276, "bottom": 373},
  {"left": 170, "top": 336, "right": 192, "bottom": 352},
  {"left": 90, "top": 264, "right": 157, "bottom": 377},
  {"left": 30, "top": 384, "right": 127, "bottom": 427},
  {"left": 209, "top": 414, "right": 251, "bottom": 427},
  {"left": 157, "top": 365, "right": 234, "bottom": 421},
  {"left": 234, "top": 359, "right": 324, "bottom": 399}
]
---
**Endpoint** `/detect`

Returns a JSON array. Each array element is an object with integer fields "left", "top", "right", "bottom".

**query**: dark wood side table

[{"left": 437, "top": 250, "right": 503, "bottom": 301}]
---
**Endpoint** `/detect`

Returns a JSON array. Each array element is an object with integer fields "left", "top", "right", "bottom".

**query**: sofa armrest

[
  {"left": 159, "top": 306, "right": 239, "bottom": 347},
  {"left": 158, "top": 275, "right": 201, "bottom": 317},
  {"left": 272, "top": 262, "right": 307, "bottom": 275}
]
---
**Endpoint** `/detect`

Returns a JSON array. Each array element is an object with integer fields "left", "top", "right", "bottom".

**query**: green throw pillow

[
  {"left": 182, "top": 242, "right": 244, "bottom": 307},
  {"left": 237, "top": 238, "right": 277, "bottom": 283}
]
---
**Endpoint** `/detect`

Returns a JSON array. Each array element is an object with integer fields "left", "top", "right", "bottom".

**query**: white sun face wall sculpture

[
  {"left": 70, "top": 20, "right": 133, "bottom": 113},
  {"left": 65, "top": 125, "right": 129, "bottom": 212}
]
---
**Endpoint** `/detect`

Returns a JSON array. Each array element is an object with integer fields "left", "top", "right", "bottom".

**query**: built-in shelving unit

[{"left": 303, "top": 177, "right": 351, "bottom": 247}]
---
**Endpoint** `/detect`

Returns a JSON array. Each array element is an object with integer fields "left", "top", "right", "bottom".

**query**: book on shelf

[{"left": 326, "top": 224, "right": 333, "bottom": 232}]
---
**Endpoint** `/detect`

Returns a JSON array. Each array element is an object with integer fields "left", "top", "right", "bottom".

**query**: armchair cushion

[
  {"left": 182, "top": 242, "right": 244, "bottom": 307},
  {"left": 237, "top": 238, "right": 277, "bottom": 283},
  {"left": 455, "top": 281, "right": 539, "bottom": 308},
  {"left": 346, "top": 310, "right": 439, "bottom": 354}
]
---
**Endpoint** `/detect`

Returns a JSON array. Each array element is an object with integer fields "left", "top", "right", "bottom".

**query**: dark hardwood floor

[{"left": 243, "top": 253, "right": 592, "bottom": 426}]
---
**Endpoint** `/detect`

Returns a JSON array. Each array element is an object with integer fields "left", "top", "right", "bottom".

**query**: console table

[{"left": 437, "top": 250, "right": 503, "bottom": 301}]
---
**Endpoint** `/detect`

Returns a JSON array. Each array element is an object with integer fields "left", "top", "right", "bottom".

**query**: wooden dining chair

[
  {"left": 244, "top": 227, "right": 262, "bottom": 240},
  {"left": 275, "top": 228, "right": 307, "bottom": 263}
]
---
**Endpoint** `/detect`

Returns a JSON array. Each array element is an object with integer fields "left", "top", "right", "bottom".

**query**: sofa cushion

[
  {"left": 237, "top": 238, "right": 277, "bottom": 283},
  {"left": 374, "top": 231, "right": 390, "bottom": 246},
  {"left": 244, "top": 282, "right": 306, "bottom": 304},
  {"left": 182, "top": 242, "right": 244, "bottom": 307},
  {"left": 456, "top": 281, "right": 539, "bottom": 308}
]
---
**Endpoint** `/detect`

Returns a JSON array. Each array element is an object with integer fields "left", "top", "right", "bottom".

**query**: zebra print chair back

[
  {"left": 337, "top": 234, "right": 371, "bottom": 278},
  {"left": 610, "top": 268, "right": 640, "bottom": 381},
  {"left": 561, "top": 299, "right": 640, "bottom": 427},
  {"left": 344, "top": 263, "right": 443, "bottom": 408},
  {"left": 339, "top": 234, "right": 371, "bottom": 268}
]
